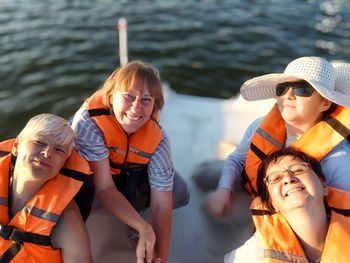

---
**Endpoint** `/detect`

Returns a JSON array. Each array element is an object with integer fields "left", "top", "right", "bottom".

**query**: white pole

[{"left": 118, "top": 18, "right": 128, "bottom": 67}]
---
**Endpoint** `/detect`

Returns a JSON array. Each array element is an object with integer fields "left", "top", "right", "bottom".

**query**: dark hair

[{"left": 256, "top": 148, "right": 326, "bottom": 212}]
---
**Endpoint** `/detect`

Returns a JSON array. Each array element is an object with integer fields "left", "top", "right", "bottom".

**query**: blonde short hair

[
  {"left": 18, "top": 114, "right": 74, "bottom": 155},
  {"left": 101, "top": 61, "right": 164, "bottom": 115}
]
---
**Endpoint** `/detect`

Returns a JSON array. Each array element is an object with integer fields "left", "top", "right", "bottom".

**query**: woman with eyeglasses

[
  {"left": 226, "top": 148, "right": 350, "bottom": 263},
  {"left": 205, "top": 57, "right": 350, "bottom": 218}
]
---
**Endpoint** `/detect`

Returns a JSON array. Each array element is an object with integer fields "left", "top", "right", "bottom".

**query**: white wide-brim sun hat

[
  {"left": 333, "top": 63, "right": 350, "bottom": 107},
  {"left": 240, "top": 56, "right": 350, "bottom": 108}
]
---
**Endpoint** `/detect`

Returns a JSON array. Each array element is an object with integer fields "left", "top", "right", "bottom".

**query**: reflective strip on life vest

[
  {"left": 22, "top": 206, "right": 59, "bottom": 223},
  {"left": 255, "top": 128, "right": 284, "bottom": 149},
  {"left": 108, "top": 146, "right": 127, "bottom": 157},
  {"left": 129, "top": 146, "right": 153, "bottom": 159},
  {"left": 264, "top": 249, "right": 308, "bottom": 262}
]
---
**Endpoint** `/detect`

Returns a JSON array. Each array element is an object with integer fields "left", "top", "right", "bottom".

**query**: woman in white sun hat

[
  {"left": 205, "top": 57, "right": 350, "bottom": 218},
  {"left": 215, "top": 58, "right": 350, "bottom": 263}
]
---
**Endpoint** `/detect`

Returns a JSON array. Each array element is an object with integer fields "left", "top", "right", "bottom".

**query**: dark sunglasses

[{"left": 276, "top": 81, "right": 315, "bottom": 97}]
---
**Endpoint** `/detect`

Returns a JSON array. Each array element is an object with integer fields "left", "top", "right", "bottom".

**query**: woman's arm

[
  {"left": 90, "top": 158, "right": 156, "bottom": 263},
  {"left": 320, "top": 139, "right": 350, "bottom": 192},
  {"left": 205, "top": 117, "right": 263, "bottom": 217},
  {"left": 150, "top": 189, "right": 172, "bottom": 263}
]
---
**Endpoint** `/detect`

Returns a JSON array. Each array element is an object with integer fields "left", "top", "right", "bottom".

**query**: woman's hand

[
  {"left": 136, "top": 223, "right": 156, "bottom": 263},
  {"left": 204, "top": 188, "right": 232, "bottom": 218}
]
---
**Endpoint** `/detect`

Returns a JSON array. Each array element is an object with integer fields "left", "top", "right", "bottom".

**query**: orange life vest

[
  {"left": 83, "top": 89, "right": 163, "bottom": 175},
  {"left": 0, "top": 139, "right": 90, "bottom": 262},
  {"left": 243, "top": 105, "right": 350, "bottom": 197},
  {"left": 251, "top": 187, "right": 350, "bottom": 263}
]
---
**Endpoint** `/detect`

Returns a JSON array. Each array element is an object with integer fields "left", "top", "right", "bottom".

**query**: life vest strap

[
  {"left": 330, "top": 207, "right": 350, "bottom": 217},
  {"left": 324, "top": 116, "right": 350, "bottom": 138},
  {"left": 88, "top": 108, "right": 110, "bottom": 117},
  {"left": 250, "top": 143, "right": 267, "bottom": 161},
  {"left": 110, "top": 161, "right": 147, "bottom": 171},
  {"left": 0, "top": 242, "right": 22, "bottom": 263},
  {"left": 251, "top": 209, "right": 275, "bottom": 216},
  {"left": 59, "top": 167, "right": 89, "bottom": 182},
  {"left": 0, "top": 223, "right": 51, "bottom": 246},
  {"left": 0, "top": 151, "right": 10, "bottom": 158},
  {"left": 110, "top": 161, "right": 124, "bottom": 170},
  {"left": 241, "top": 170, "right": 258, "bottom": 197}
]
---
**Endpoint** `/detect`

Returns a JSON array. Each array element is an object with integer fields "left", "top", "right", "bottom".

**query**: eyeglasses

[
  {"left": 276, "top": 81, "right": 314, "bottom": 97},
  {"left": 264, "top": 162, "right": 311, "bottom": 185}
]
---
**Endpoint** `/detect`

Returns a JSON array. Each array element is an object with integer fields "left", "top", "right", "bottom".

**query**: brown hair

[{"left": 101, "top": 61, "right": 164, "bottom": 115}]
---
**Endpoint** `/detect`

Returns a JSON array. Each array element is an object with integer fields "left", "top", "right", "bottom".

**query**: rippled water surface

[{"left": 1, "top": 0, "right": 349, "bottom": 139}]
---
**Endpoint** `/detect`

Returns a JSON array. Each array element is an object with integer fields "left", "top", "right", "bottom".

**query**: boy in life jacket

[
  {"left": 0, "top": 114, "right": 92, "bottom": 263},
  {"left": 225, "top": 148, "right": 350, "bottom": 263},
  {"left": 205, "top": 58, "right": 350, "bottom": 217},
  {"left": 71, "top": 61, "right": 189, "bottom": 263}
]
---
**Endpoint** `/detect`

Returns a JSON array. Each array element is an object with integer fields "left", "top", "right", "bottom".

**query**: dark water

[{"left": 1, "top": 0, "right": 349, "bottom": 139}]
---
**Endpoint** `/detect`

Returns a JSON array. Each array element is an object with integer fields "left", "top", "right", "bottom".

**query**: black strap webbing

[
  {"left": 110, "top": 160, "right": 124, "bottom": 170},
  {"left": 241, "top": 170, "right": 258, "bottom": 197},
  {"left": 250, "top": 143, "right": 267, "bottom": 161},
  {"left": 59, "top": 167, "right": 88, "bottom": 182},
  {"left": 0, "top": 151, "right": 10, "bottom": 158},
  {"left": 324, "top": 116, "right": 350, "bottom": 138},
  {"left": 88, "top": 108, "right": 110, "bottom": 117},
  {"left": 251, "top": 209, "right": 275, "bottom": 216},
  {"left": 0, "top": 223, "right": 51, "bottom": 246},
  {"left": 0, "top": 242, "right": 22, "bottom": 263},
  {"left": 330, "top": 207, "right": 350, "bottom": 217},
  {"left": 109, "top": 162, "right": 148, "bottom": 173}
]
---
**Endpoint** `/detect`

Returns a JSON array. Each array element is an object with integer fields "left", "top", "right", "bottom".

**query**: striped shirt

[{"left": 71, "top": 107, "right": 174, "bottom": 191}]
